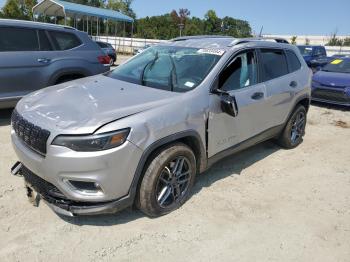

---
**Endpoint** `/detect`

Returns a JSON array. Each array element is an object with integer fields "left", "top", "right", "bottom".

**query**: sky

[
  {"left": 0, "top": 0, "right": 349, "bottom": 35},
  {"left": 0, "top": 0, "right": 5, "bottom": 9},
  {"left": 132, "top": 0, "right": 350, "bottom": 36}
]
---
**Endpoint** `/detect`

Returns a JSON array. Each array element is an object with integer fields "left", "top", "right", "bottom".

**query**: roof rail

[
  {"left": 229, "top": 37, "right": 289, "bottom": 46},
  {"left": 171, "top": 35, "right": 234, "bottom": 42}
]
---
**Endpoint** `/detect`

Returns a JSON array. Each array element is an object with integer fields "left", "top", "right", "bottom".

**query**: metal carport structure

[{"left": 32, "top": 0, "right": 134, "bottom": 41}]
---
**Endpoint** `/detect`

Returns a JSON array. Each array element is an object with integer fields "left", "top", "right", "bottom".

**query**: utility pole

[{"left": 178, "top": 23, "right": 184, "bottom": 37}]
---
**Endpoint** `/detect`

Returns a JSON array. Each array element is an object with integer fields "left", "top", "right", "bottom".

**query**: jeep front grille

[{"left": 11, "top": 110, "right": 50, "bottom": 155}]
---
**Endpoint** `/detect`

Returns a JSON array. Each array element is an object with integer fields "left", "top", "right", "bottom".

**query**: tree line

[{"left": 1, "top": 0, "right": 252, "bottom": 39}]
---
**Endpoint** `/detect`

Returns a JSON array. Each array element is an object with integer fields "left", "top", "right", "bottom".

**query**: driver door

[{"left": 208, "top": 49, "right": 270, "bottom": 157}]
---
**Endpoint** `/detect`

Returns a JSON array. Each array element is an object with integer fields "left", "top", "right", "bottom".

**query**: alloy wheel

[
  {"left": 291, "top": 111, "right": 305, "bottom": 145},
  {"left": 155, "top": 156, "right": 192, "bottom": 208}
]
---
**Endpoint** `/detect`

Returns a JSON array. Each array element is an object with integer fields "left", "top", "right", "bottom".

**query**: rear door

[
  {"left": 208, "top": 49, "right": 271, "bottom": 157},
  {"left": 258, "top": 48, "right": 297, "bottom": 127},
  {"left": 0, "top": 26, "right": 53, "bottom": 101}
]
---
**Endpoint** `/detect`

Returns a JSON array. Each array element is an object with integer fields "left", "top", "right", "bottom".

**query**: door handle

[
  {"left": 37, "top": 58, "right": 50, "bottom": 63},
  {"left": 251, "top": 92, "right": 264, "bottom": 100},
  {"left": 290, "top": 81, "right": 298, "bottom": 88}
]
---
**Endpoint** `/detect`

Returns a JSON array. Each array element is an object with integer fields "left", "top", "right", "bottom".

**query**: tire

[
  {"left": 137, "top": 143, "right": 196, "bottom": 217},
  {"left": 55, "top": 75, "right": 83, "bottom": 84},
  {"left": 277, "top": 105, "right": 307, "bottom": 149}
]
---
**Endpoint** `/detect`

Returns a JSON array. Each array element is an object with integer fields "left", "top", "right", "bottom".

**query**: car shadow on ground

[
  {"left": 62, "top": 141, "right": 280, "bottom": 226},
  {"left": 311, "top": 101, "right": 349, "bottom": 111},
  {"left": 0, "top": 109, "right": 13, "bottom": 126}
]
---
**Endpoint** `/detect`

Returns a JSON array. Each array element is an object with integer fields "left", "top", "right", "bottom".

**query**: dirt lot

[{"left": 0, "top": 103, "right": 349, "bottom": 262}]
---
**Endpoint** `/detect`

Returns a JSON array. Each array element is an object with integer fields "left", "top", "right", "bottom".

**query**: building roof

[{"left": 32, "top": 0, "right": 133, "bottom": 22}]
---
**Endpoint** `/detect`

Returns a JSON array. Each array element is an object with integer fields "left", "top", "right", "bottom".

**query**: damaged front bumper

[{"left": 11, "top": 162, "right": 133, "bottom": 216}]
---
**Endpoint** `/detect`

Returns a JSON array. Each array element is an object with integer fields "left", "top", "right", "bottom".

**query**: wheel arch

[
  {"left": 49, "top": 68, "right": 90, "bottom": 85},
  {"left": 286, "top": 94, "right": 311, "bottom": 121},
  {"left": 296, "top": 96, "right": 311, "bottom": 112},
  {"left": 129, "top": 130, "right": 207, "bottom": 202}
]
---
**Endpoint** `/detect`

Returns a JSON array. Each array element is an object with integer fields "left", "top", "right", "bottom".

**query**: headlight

[{"left": 52, "top": 128, "right": 130, "bottom": 152}]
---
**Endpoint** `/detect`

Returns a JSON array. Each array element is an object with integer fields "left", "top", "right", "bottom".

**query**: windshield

[
  {"left": 322, "top": 59, "right": 350, "bottom": 73},
  {"left": 298, "top": 46, "right": 313, "bottom": 56},
  {"left": 106, "top": 46, "right": 222, "bottom": 92}
]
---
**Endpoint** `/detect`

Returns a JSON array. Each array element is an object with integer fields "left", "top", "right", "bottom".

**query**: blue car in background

[
  {"left": 312, "top": 58, "right": 350, "bottom": 106},
  {"left": 298, "top": 45, "right": 328, "bottom": 71}
]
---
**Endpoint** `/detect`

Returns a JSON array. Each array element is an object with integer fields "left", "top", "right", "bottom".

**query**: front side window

[
  {"left": 219, "top": 50, "right": 258, "bottom": 91},
  {"left": 260, "top": 49, "right": 288, "bottom": 81},
  {"left": 106, "top": 46, "right": 222, "bottom": 92},
  {"left": 0, "top": 27, "right": 39, "bottom": 52},
  {"left": 48, "top": 31, "right": 81, "bottom": 50}
]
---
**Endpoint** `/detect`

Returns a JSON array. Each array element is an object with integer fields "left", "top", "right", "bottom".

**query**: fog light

[{"left": 67, "top": 180, "right": 103, "bottom": 194}]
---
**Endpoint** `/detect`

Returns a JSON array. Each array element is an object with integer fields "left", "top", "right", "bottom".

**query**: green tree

[
  {"left": 107, "top": 0, "right": 135, "bottom": 19},
  {"left": 170, "top": 8, "right": 190, "bottom": 36},
  {"left": 327, "top": 32, "right": 344, "bottom": 46},
  {"left": 305, "top": 37, "right": 310, "bottom": 45},
  {"left": 291, "top": 36, "right": 297, "bottom": 45},
  {"left": 204, "top": 9, "right": 221, "bottom": 34},
  {"left": 221, "top": 16, "right": 252, "bottom": 37},
  {"left": 2, "top": 0, "right": 37, "bottom": 20},
  {"left": 343, "top": 37, "right": 350, "bottom": 46}
]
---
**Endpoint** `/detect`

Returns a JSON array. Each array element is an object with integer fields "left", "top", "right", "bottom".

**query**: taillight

[{"left": 98, "top": 55, "right": 110, "bottom": 65}]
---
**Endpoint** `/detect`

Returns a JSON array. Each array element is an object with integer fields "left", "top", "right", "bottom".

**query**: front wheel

[
  {"left": 137, "top": 143, "right": 196, "bottom": 217},
  {"left": 277, "top": 105, "right": 307, "bottom": 149}
]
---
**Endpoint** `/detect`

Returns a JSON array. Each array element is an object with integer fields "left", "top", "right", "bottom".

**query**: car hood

[
  {"left": 16, "top": 75, "right": 180, "bottom": 134},
  {"left": 313, "top": 71, "right": 350, "bottom": 88}
]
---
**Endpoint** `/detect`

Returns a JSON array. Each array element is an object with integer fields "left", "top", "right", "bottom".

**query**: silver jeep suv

[{"left": 11, "top": 36, "right": 312, "bottom": 217}]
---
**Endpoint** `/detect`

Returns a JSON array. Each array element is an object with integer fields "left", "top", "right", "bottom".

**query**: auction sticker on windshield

[
  {"left": 331, "top": 59, "right": 343, "bottom": 65},
  {"left": 197, "top": 48, "right": 225, "bottom": 56}
]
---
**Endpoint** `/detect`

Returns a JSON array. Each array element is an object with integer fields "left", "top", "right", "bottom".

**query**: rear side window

[
  {"left": 48, "top": 31, "right": 81, "bottom": 50},
  {"left": 260, "top": 49, "right": 288, "bottom": 81},
  {"left": 38, "top": 30, "right": 52, "bottom": 51},
  {"left": 285, "top": 50, "right": 301, "bottom": 72},
  {"left": 0, "top": 27, "right": 39, "bottom": 51}
]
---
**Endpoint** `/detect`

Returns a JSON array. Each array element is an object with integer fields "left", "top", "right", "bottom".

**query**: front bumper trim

[
  {"left": 42, "top": 192, "right": 133, "bottom": 216},
  {"left": 13, "top": 162, "right": 134, "bottom": 216}
]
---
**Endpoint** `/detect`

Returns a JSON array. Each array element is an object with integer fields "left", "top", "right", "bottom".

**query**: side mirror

[{"left": 220, "top": 93, "right": 238, "bottom": 117}]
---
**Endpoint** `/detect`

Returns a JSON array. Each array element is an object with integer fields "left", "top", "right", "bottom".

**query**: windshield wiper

[
  {"left": 140, "top": 51, "right": 159, "bottom": 86},
  {"left": 168, "top": 55, "right": 178, "bottom": 92}
]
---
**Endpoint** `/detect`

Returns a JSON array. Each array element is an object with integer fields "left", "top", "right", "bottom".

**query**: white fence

[
  {"left": 93, "top": 35, "right": 350, "bottom": 56},
  {"left": 93, "top": 36, "right": 164, "bottom": 53}
]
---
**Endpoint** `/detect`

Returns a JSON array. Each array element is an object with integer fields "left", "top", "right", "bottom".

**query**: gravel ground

[{"left": 0, "top": 102, "right": 349, "bottom": 262}]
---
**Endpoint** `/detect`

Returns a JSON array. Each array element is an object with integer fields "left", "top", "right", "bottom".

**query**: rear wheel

[
  {"left": 55, "top": 74, "right": 84, "bottom": 84},
  {"left": 277, "top": 105, "right": 307, "bottom": 149},
  {"left": 137, "top": 143, "right": 196, "bottom": 217}
]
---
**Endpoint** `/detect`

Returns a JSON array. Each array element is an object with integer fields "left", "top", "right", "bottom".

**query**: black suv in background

[
  {"left": 297, "top": 45, "right": 328, "bottom": 71},
  {"left": 0, "top": 19, "right": 110, "bottom": 109}
]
